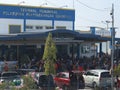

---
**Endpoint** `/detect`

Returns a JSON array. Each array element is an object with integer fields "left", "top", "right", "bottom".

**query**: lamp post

[
  {"left": 40, "top": 3, "right": 47, "bottom": 7},
  {"left": 18, "top": 1, "right": 25, "bottom": 5},
  {"left": 101, "top": 20, "right": 111, "bottom": 30},
  {"left": 101, "top": 20, "right": 111, "bottom": 54},
  {"left": 106, "top": 21, "right": 111, "bottom": 30},
  {"left": 59, "top": 5, "right": 68, "bottom": 8},
  {"left": 110, "top": 4, "right": 115, "bottom": 90}
]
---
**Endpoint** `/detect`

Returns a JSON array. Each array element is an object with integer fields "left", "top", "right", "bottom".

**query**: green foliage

[
  {"left": 0, "top": 82, "right": 16, "bottom": 90},
  {"left": 114, "top": 64, "right": 120, "bottom": 76},
  {"left": 19, "top": 75, "right": 38, "bottom": 90},
  {"left": 43, "top": 33, "right": 57, "bottom": 75}
]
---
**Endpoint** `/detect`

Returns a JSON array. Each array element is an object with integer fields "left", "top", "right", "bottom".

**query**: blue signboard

[{"left": 0, "top": 4, "right": 75, "bottom": 21}]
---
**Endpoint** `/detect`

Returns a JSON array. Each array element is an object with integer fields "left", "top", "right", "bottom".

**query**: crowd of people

[
  {"left": 3, "top": 52, "right": 120, "bottom": 89},
  {"left": 18, "top": 53, "right": 119, "bottom": 73}
]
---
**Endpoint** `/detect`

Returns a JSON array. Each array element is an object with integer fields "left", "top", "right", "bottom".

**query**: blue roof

[{"left": 0, "top": 29, "right": 119, "bottom": 42}]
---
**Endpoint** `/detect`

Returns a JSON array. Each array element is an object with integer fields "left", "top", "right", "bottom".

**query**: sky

[{"left": 0, "top": 0, "right": 120, "bottom": 37}]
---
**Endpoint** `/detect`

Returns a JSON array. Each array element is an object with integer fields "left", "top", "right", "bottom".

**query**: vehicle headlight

[
  {"left": 20, "top": 79, "right": 23, "bottom": 85},
  {"left": 13, "top": 79, "right": 22, "bottom": 86},
  {"left": 0, "top": 79, "right": 4, "bottom": 83}
]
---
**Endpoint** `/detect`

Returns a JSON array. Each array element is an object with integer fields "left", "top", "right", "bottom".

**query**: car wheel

[{"left": 93, "top": 82, "right": 97, "bottom": 90}]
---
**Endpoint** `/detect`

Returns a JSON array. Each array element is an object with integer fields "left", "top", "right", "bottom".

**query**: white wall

[
  {"left": 0, "top": 18, "right": 24, "bottom": 34},
  {"left": 0, "top": 18, "right": 73, "bottom": 34}
]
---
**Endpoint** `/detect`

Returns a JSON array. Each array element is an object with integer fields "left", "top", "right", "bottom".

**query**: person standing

[{"left": 4, "top": 62, "right": 8, "bottom": 71}]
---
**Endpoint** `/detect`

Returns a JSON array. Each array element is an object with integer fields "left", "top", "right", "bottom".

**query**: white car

[
  {"left": 83, "top": 69, "right": 112, "bottom": 88},
  {"left": 0, "top": 71, "right": 23, "bottom": 88}
]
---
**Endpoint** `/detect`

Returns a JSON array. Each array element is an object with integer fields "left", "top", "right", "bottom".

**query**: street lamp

[
  {"left": 101, "top": 20, "right": 111, "bottom": 30},
  {"left": 59, "top": 5, "right": 68, "bottom": 8},
  {"left": 18, "top": 1, "right": 25, "bottom": 5},
  {"left": 40, "top": 3, "right": 47, "bottom": 7},
  {"left": 101, "top": 20, "right": 111, "bottom": 54}
]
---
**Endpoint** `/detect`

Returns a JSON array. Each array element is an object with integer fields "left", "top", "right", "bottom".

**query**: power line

[{"left": 76, "top": 0, "right": 109, "bottom": 12}]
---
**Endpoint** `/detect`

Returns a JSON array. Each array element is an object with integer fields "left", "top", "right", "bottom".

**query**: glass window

[
  {"left": 100, "top": 72, "right": 111, "bottom": 78},
  {"left": 2, "top": 72, "right": 18, "bottom": 77},
  {"left": 45, "top": 26, "right": 53, "bottom": 29},
  {"left": 85, "top": 71, "right": 94, "bottom": 76},
  {"left": 9, "top": 25, "right": 21, "bottom": 34},
  {"left": 39, "top": 75, "right": 48, "bottom": 84},
  {"left": 36, "top": 26, "right": 43, "bottom": 29},
  {"left": 26, "top": 25, "right": 33, "bottom": 29},
  {"left": 61, "top": 74, "right": 66, "bottom": 78},
  {"left": 56, "top": 26, "right": 66, "bottom": 29},
  {"left": 56, "top": 73, "right": 61, "bottom": 77}
]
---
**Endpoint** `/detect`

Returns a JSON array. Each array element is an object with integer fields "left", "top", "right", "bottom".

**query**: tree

[
  {"left": 114, "top": 64, "right": 120, "bottom": 76},
  {"left": 42, "top": 33, "right": 57, "bottom": 75}
]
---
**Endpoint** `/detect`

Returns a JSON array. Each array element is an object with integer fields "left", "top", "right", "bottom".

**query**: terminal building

[
  {"left": 0, "top": 4, "right": 117, "bottom": 68},
  {"left": 0, "top": 4, "right": 75, "bottom": 34}
]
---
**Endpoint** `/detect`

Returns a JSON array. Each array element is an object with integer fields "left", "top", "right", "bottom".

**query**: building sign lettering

[{"left": 0, "top": 5, "right": 75, "bottom": 21}]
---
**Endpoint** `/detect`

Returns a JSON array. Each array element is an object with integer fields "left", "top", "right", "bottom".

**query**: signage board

[{"left": 0, "top": 4, "right": 75, "bottom": 21}]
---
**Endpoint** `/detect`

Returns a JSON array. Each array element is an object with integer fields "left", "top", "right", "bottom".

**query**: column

[{"left": 99, "top": 43, "right": 102, "bottom": 57}]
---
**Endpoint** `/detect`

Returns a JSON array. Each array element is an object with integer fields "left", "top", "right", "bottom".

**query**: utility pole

[{"left": 110, "top": 3, "right": 115, "bottom": 90}]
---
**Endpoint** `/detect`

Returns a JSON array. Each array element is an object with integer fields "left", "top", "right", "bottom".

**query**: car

[
  {"left": 31, "top": 72, "right": 56, "bottom": 90},
  {"left": 54, "top": 70, "right": 85, "bottom": 90},
  {"left": 83, "top": 69, "right": 112, "bottom": 88},
  {"left": 0, "top": 71, "right": 23, "bottom": 88}
]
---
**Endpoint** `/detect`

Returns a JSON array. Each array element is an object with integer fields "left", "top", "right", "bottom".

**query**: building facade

[
  {"left": 0, "top": 4, "right": 107, "bottom": 69},
  {"left": 0, "top": 4, "right": 75, "bottom": 34}
]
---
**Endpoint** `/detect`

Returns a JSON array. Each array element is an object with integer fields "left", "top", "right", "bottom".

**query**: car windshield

[
  {"left": 100, "top": 72, "right": 111, "bottom": 78},
  {"left": 39, "top": 75, "right": 48, "bottom": 83},
  {"left": 2, "top": 72, "right": 18, "bottom": 77},
  {"left": 39, "top": 75, "right": 55, "bottom": 86}
]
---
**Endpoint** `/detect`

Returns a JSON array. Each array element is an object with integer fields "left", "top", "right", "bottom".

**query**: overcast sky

[{"left": 0, "top": 0, "right": 120, "bottom": 37}]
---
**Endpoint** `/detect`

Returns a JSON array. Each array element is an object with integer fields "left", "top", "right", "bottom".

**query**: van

[{"left": 83, "top": 69, "right": 112, "bottom": 88}]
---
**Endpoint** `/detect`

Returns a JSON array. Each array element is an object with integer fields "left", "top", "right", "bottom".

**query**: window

[
  {"left": 56, "top": 73, "right": 61, "bottom": 77},
  {"left": 61, "top": 74, "right": 66, "bottom": 78},
  {"left": 45, "top": 26, "right": 53, "bottom": 29},
  {"left": 39, "top": 75, "right": 48, "bottom": 84},
  {"left": 9, "top": 25, "right": 21, "bottom": 34},
  {"left": 2, "top": 72, "right": 18, "bottom": 77},
  {"left": 100, "top": 72, "right": 111, "bottom": 78},
  {"left": 26, "top": 25, "right": 33, "bottom": 29},
  {"left": 36, "top": 26, "right": 43, "bottom": 29},
  {"left": 56, "top": 26, "right": 66, "bottom": 29},
  {"left": 86, "top": 71, "right": 93, "bottom": 76}
]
